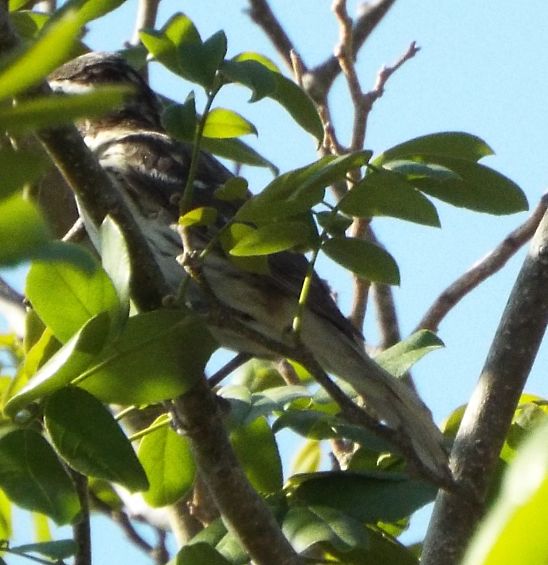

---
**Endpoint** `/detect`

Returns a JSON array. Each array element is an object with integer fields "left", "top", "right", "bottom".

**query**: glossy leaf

[
  {"left": 45, "top": 387, "right": 148, "bottom": 491},
  {"left": 374, "top": 132, "right": 493, "bottom": 165},
  {"left": 322, "top": 236, "right": 400, "bottom": 285},
  {"left": 236, "top": 152, "right": 371, "bottom": 223},
  {"left": 178, "top": 30, "right": 227, "bottom": 88},
  {"left": 171, "top": 543, "right": 231, "bottom": 565},
  {"left": 100, "top": 216, "right": 131, "bottom": 324},
  {"left": 26, "top": 244, "right": 119, "bottom": 343},
  {"left": 271, "top": 72, "right": 323, "bottom": 143},
  {"left": 0, "top": 194, "right": 50, "bottom": 266},
  {"left": 0, "top": 10, "right": 81, "bottom": 100},
  {"left": 220, "top": 223, "right": 270, "bottom": 274},
  {"left": 203, "top": 108, "right": 257, "bottom": 139},
  {"left": 138, "top": 416, "right": 196, "bottom": 507},
  {"left": 179, "top": 206, "right": 218, "bottom": 227},
  {"left": 214, "top": 177, "right": 249, "bottom": 202},
  {"left": 230, "top": 417, "right": 283, "bottom": 494},
  {"left": 0, "top": 430, "right": 79, "bottom": 524},
  {"left": 221, "top": 58, "right": 278, "bottom": 102},
  {"left": 0, "top": 148, "right": 47, "bottom": 200},
  {"left": 229, "top": 221, "right": 312, "bottom": 256},
  {"left": 224, "top": 54, "right": 323, "bottom": 141},
  {"left": 162, "top": 96, "right": 197, "bottom": 141},
  {"left": 69, "top": 0, "right": 127, "bottom": 25},
  {"left": 412, "top": 157, "right": 528, "bottom": 214},
  {"left": 383, "top": 159, "right": 461, "bottom": 182},
  {"left": 139, "top": 29, "right": 180, "bottom": 75},
  {"left": 462, "top": 420, "right": 548, "bottom": 565},
  {"left": 80, "top": 311, "right": 216, "bottom": 404},
  {"left": 10, "top": 540, "right": 78, "bottom": 560},
  {"left": 374, "top": 330, "right": 444, "bottom": 378},
  {"left": 0, "top": 87, "right": 129, "bottom": 133},
  {"left": 340, "top": 169, "right": 440, "bottom": 227},
  {"left": 283, "top": 505, "right": 368, "bottom": 553},
  {"left": 287, "top": 471, "right": 437, "bottom": 523},
  {"left": 5, "top": 313, "right": 110, "bottom": 417},
  {"left": 291, "top": 439, "right": 322, "bottom": 475}
]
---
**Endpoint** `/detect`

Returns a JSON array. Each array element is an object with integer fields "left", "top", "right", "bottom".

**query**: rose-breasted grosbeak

[{"left": 48, "top": 52, "right": 449, "bottom": 481}]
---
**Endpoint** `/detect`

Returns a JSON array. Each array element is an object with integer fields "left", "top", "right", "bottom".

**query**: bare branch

[
  {"left": 131, "top": 0, "right": 161, "bottom": 46},
  {"left": 421, "top": 207, "right": 548, "bottom": 565},
  {"left": 246, "top": 0, "right": 305, "bottom": 73},
  {"left": 417, "top": 195, "right": 548, "bottom": 332},
  {"left": 71, "top": 472, "right": 92, "bottom": 565},
  {"left": 372, "top": 283, "right": 401, "bottom": 348},
  {"left": 306, "top": 0, "right": 397, "bottom": 103}
]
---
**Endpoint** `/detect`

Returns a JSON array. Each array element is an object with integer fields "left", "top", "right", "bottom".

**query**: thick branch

[
  {"left": 131, "top": 0, "right": 161, "bottom": 46},
  {"left": 172, "top": 378, "right": 304, "bottom": 565},
  {"left": 416, "top": 195, "right": 548, "bottom": 332},
  {"left": 421, "top": 208, "right": 548, "bottom": 565}
]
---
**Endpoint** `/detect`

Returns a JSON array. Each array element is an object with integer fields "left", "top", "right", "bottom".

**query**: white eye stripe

[{"left": 48, "top": 80, "right": 96, "bottom": 94}]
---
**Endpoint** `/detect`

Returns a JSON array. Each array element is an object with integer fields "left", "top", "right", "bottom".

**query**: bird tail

[{"left": 311, "top": 334, "right": 449, "bottom": 482}]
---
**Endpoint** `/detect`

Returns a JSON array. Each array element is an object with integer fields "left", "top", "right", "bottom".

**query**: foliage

[{"left": 0, "top": 4, "right": 544, "bottom": 565}]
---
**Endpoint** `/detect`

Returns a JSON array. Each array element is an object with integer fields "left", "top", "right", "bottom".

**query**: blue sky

[{"left": 2, "top": 1, "right": 547, "bottom": 563}]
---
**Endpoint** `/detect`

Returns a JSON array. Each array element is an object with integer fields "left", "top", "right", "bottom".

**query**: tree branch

[
  {"left": 421, "top": 207, "right": 548, "bottom": 565},
  {"left": 245, "top": 0, "right": 304, "bottom": 73},
  {"left": 0, "top": 276, "right": 25, "bottom": 337},
  {"left": 305, "top": 0, "right": 397, "bottom": 103},
  {"left": 171, "top": 378, "right": 304, "bottom": 565},
  {"left": 131, "top": 0, "right": 161, "bottom": 46},
  {"left": 416, "top": 194, "right": 548, "bottom": 333}
]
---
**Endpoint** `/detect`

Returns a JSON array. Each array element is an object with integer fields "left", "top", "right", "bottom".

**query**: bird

[{"left": 48, "top": 52, "right": 450, "bottom": 483}]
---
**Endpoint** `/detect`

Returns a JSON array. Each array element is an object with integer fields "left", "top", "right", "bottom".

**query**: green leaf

[
  {"left": 462, "top": 419, "right": 548, "bottom": 565},
  {"left": 287, "top": 471, "right": 437, "bottom": 523},
  {"left": 162, "top": 96, "right": 197, "bottom": 141},
  {"left": 229, "top": 221, "right": 313, "bottom": 256},
  {"left": 322, "top": 237, "right": 400, "bottom": 285},
  {"left": 80, "top": 311, "right": 216, "bottom": 404},
  {"left": 9, "top": 0, "right": 30, "bottom": 11},
  {"left": 0, "top": 430, "right": 79, "bottom": 524},
  {"left": 26, "top": 244, "right": 119, "bottom": 343},
  {"left": 221, "top": 58, "right": 278, "bottom": 102},
  {"left": 178, "top": 30, "right": 227, "bottom": 89},
  {"left": 69, "top": 0, "right": 127, "bottom": 25},
  {"left": 0, "top": 194, "right": 50, "bottom": 266},
  {"left": 203, "top": 108, "right": 257, "bottom": 139},
  {"left": 139, "top": 29, "right": 180, "bottom": 75},
  {"left": 99, "top": 216, "right": 131, "bottom": 324},
  {"left": 201, "top": 137, "right": 278, "bottom": 172},
  {"left": 283, "top": 505, "right": 368, "bottom": 553},
  {"left": 10, "top": 11, "right": 50, "bottom": 40},
  {"left": 45, "top": 387, "right": 148, "bottom": 491},
  {"left": 138, "top": 416, "right": 196, "bottom": 507},
  {"left": 179, "top": 206, "right": 218, "bottom": 227},
  {"left": 383, "top": 159, "right": 461, "bottom": 182},
  {"left": 0, "top": 148, "right": 47, "bottom": 200},
  {"left": 0, "top": 10, "right": 82, "bottom": 100},
  {"left": 5, "top": 313, "right": 111, "bottom": 417},
  {"left": 237, "top": 152, "right": 371, "bottom": 223},
  {"left": 220, "top": 223, "right": 270, "bottom": 274},
  {"left": 412, "top": 157, "right": 528, "bottom": 215},
  {"left": 0, "top": 87, "right": 130, "bottom": 133},
  {"left": 214, "top": 177, "right": 249, "bottom": 201},
  {"left": 316, "top": 211, "right": 353, "bottom": 237},
  {"left": 374, "top": 132, "right": 493, "bottom": 164},
  {"left": 10, "top": 540, "right": 78, "bottom": 560},
  {"left": 340, "top": 169, "right": 440, "bottom": 227},
  {"left": 374, "top": 330, "right": 444, "bottom": 378},
  {"left": 225, "top": 54, "right": 323, "bottom": 141},
  {"left": 271, "top": 72, "right": 324, "bottom": 143},
  {"left": 171, "top": 543, "right": 231, "bottom": 565},
  {"left": 291, "top": 439, "right": 322, "bottom": 475},
  {"left": 230, "top": 417, "right": 283, "bottom": 494}
]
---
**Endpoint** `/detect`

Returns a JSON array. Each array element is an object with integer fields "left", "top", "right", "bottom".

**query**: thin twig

[
  {"left": 306, "top": 0, "right": 397, "bottom": 103},
  {"left": 246, "top": 0, "right": 305, "bottom": 73},
  {"left": 208, "top": 353, "right": 251, "bottom": 388},
  {"left": 71, "top": 471, "right": 91, "bottom": 565},
  {"left": 421, "top": 208, "right": 548, "bottom": 565},
  {"left": 416, "top": 195, "right": 548, "bottom": 333}
]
